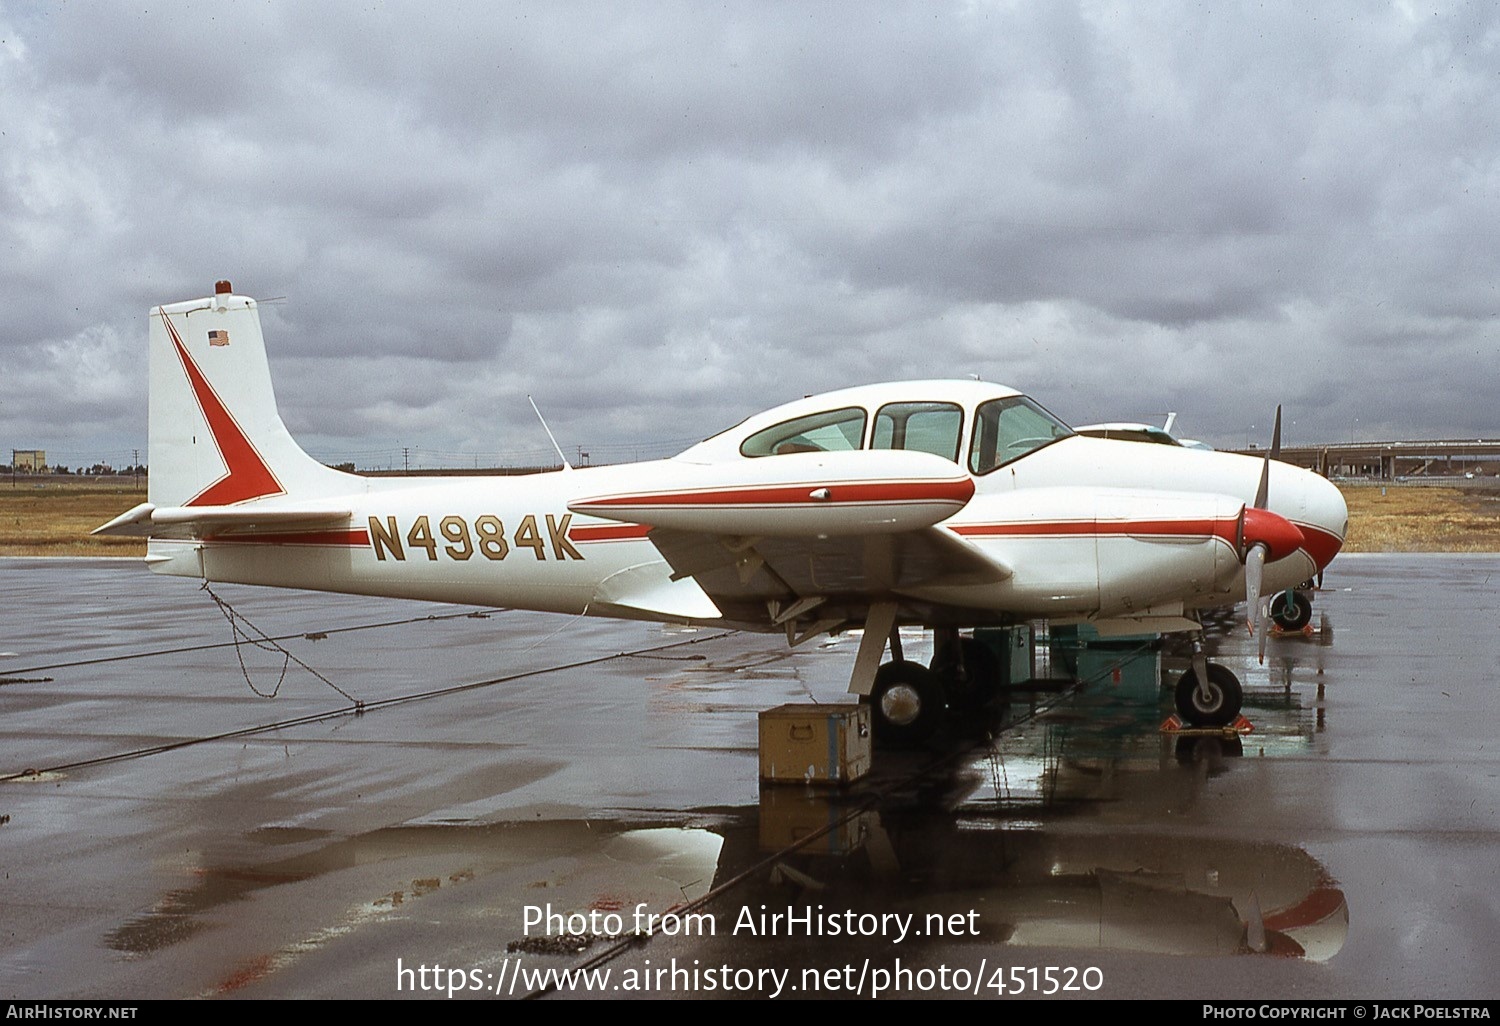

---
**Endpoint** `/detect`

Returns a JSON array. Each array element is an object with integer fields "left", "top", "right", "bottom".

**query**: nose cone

[{"left": 1297, "top": 472, "right": 1348, "bottom": 572}]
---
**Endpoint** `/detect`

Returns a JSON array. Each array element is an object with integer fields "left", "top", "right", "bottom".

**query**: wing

[
  {"left": 643, "top": 524, "right": 1012, "bottom": 631},
  {"left": 568, "top": 448, "right": 1008, "bottom": 632}
]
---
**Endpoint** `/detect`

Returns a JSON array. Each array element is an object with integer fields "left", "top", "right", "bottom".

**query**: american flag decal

[{"left": 208, "top": 330, "right": 230, "bottom": 347}]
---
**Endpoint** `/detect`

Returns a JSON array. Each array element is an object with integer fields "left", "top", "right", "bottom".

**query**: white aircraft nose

[{"left": 1296, "top": 470, "right": 1348, "bottom": 572}]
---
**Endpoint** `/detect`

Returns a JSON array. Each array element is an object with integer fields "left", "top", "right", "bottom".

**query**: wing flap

[
  {"left": 588, "top": 561, "right": 724, "bottom": 621},
  {"left": 645, "top": 525, "right": 1011, "bottom": 616}
]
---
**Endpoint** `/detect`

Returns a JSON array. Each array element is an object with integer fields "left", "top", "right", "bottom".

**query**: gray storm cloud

[{"left": 2, "top": 1, "right": 1497, "bottom": 466}]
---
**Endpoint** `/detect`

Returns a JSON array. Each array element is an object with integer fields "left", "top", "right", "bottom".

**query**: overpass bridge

[{"left": 1229, "top": 439, "right": 1500, "bottom": 480}]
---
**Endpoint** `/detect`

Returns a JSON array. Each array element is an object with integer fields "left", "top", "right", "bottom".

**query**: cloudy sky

[{"left": 3, "top": 1, "right": 1497, "bottom": 470}]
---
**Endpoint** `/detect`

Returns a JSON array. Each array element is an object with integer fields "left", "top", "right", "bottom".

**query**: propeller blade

[
  {"left": 1245, "top": 541, "right": 1267, "bottom": 637},
  {"left": 1252, "top": 405, "right": 1283, "bottom": 510}
]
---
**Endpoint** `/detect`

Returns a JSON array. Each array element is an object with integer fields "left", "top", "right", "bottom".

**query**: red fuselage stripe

[
  {"left": 954, "top": 518, "right": 1240, "bottom": 546},
  {"left": 162, "top": 311, "right": 284, "bottom": 507},
  {"left": 569, "top": 523, "right": 651, "bottom": 543}
]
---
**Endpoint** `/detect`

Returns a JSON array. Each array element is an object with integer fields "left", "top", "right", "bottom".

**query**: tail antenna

[{"left": 527, "top": 395, "right": 573, "bottom": 471}]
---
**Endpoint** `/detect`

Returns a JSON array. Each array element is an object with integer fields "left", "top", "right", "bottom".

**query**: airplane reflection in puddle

[
  {"left": 106, "top": 819, "right": 726, "bottom": 994},
  {"left": 105, "top": 792, "right": 1345, "bottom": 992},
  {"left": 101, "top": 617, "right": 1343, "bottom": 989},
  {"left": 753, "top": 791, "right": 1348, "bottom": 962}
]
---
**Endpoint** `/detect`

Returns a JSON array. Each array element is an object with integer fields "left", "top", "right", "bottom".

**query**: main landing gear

[
  {"left": 867, "top": 660, "right": 946, "bottom": 748},
  {"left": 857, "top": 619, "right": 1005, "bottom": 748}
]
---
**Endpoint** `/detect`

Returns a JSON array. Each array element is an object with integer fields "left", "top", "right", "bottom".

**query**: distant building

[{"left": 12, "top": 450, "right": 46, "bottom": 473}]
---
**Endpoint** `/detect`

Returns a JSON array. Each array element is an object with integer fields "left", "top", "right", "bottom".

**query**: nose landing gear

[
  {"left": 1173, "top": 663, "right": 1244, "bottom": 727},
  {"left": 1173, "top": 638, "right": 1244, "bottom": 728},
  {"left": 1269, "top": 589, "right": 1314, "bottom": 631}
]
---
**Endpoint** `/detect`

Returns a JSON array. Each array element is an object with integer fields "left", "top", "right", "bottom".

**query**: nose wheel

[
  {"left": 1174, "top": 662, "right": 1243, "bottom": 727},
  {"left": 1269, "top": 589, "right": 1313, "bottom": 631}
]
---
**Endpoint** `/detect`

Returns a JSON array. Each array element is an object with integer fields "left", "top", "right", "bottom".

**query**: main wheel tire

[
  {"left": 1174, "top": 663, "right": 1243, "bottom": 728},
  {"left": 932, "top": 637, "right": 1001, "bottom": 710},
  {"left": 865, "top": 660, "right": 948, "bottom": 748},
  {"left": 1269, "top": 590, "right": 1313, "bottom": 631}
]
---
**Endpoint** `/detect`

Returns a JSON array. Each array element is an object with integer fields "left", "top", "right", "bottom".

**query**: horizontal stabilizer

[{"left": 93, "top": 502, "right": 351, "bottom": 539}]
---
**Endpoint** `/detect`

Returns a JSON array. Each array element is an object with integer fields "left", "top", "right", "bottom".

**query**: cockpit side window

[
  {"left": 969, "top": 396, "right": 1073, "bottom": 474},
  {"left": 872, "top": 402, "right": 963, "bottom": 463},
  {"left": 740, "top": 407, "right": 867, "bottom": 457}
]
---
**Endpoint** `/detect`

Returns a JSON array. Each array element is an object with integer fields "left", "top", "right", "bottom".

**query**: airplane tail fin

[{"left": 148, "top": 281, "right": 356, "bottom": 507}]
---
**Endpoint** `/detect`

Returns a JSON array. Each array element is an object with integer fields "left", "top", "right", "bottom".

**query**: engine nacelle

[{"left": 926, "top": 487, "right": 1246, "bottom": 616}]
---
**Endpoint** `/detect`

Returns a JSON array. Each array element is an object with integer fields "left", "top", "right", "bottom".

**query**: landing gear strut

[{"left": 847, "top": 606, "right": 948, "bottom": 749}]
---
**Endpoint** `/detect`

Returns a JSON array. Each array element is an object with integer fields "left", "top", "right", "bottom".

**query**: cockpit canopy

[{"left": 682, "top": 381, "right": 1074, "bottom": 475}]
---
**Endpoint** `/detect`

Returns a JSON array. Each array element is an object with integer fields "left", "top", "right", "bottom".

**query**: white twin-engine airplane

[{"left": 98, "top": 282, "right": 1347, "bottom": 745}]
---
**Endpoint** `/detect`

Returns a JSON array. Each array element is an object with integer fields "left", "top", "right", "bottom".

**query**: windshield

[{"left": 969, "top": 396, "right": 1073, "bottom": 474}]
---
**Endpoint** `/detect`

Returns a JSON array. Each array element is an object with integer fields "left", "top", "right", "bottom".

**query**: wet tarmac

[{"left": 1, "top": 554, "right": 1497, "bottom": 1000}]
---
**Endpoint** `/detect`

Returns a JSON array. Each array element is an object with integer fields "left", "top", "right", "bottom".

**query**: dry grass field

[
  {"left": 2, "top": 478, "right": 1498, "bottom": 558},
  {"left": 0, "top": 479, "right": 148, "bottom": 557},
  {"left": 1338, "top": 482, "right": 1500, "bottom": 552}
]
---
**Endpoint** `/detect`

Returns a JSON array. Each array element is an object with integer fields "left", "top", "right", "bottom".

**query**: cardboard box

[
  {"left": 757, "top": 703, "right": 871, "bottom": 785},
  {"left": 757, "top": 787, "right": 869, "bottom": 855}
]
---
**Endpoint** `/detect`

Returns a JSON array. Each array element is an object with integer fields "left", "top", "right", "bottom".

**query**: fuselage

[{"left": 146, "top": 378, "right": 1347, "bottom": 632}]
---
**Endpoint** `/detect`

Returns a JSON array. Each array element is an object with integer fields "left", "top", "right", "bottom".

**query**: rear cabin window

[
  {"left": 872, "top": 402, "right": 963, "bottom": 463},
  {"left": 969, "top": 396, "right": 1073, "bottom": 474},
  {"left": 740, "top": 407, "right": 867, "bottom": 457}
]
